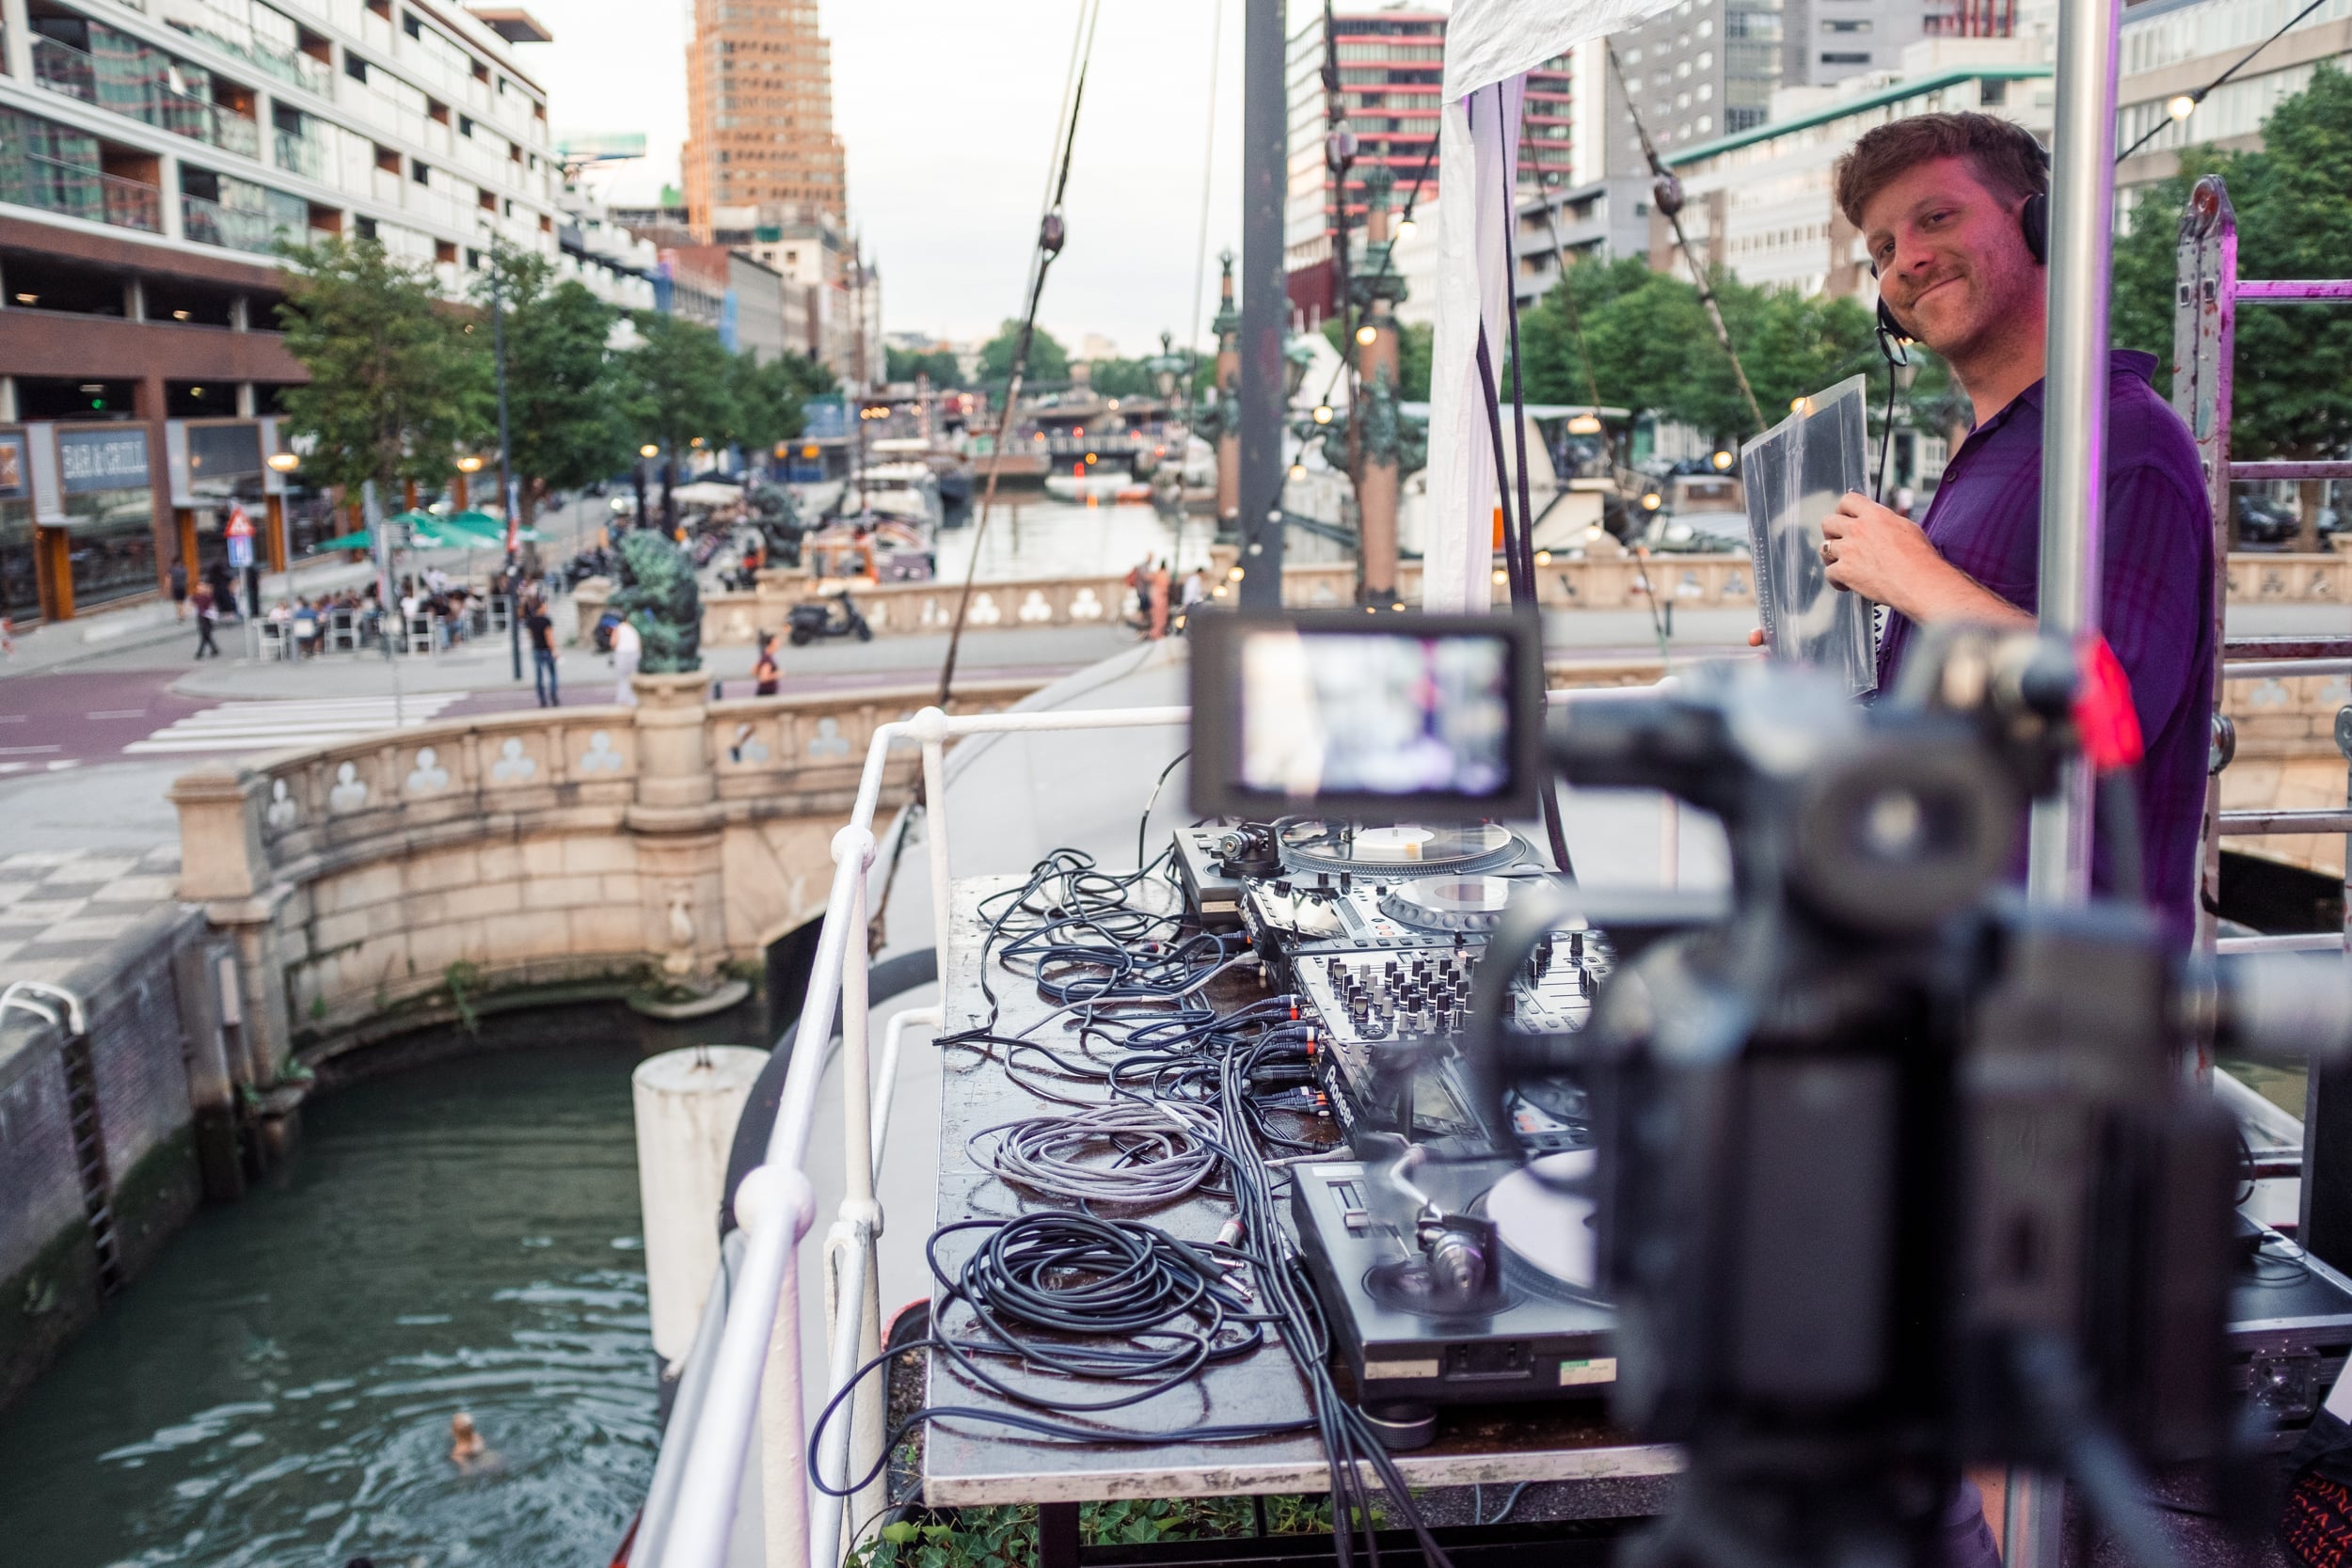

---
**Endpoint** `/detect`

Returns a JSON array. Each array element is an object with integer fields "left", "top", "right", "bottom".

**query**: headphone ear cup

[{"left": 2022, "top": 192, "right": 2049, "bottom": 264}]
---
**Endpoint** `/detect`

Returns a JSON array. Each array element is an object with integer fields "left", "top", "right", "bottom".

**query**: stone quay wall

[
  {"left": 577, "top": 547, "right": 2351, "bottom": 649},
  {"left": 171, "top": 675, "right": 1048, "bottom": 1081},
  {"left": 0, "top": 907, "right": 228, "bottom": 1409}
]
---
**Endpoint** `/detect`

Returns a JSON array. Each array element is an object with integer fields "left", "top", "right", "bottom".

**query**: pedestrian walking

[
  {"left": 525, "top": 599, "right": 559, "bottom": 706},
  {"left": 1147, "top": 559, "right": 1171, "bottom": 641},
  {"left": 612, "top": 616, "right": 641, "bottom": 707},
  {"left": 168, "top": 559, "right": 189, "bottom": 621},
  {"left": 191, "top": 583, "right": 220, "bottom": 659},
  {"left": 753, "top": 632, "right": 780, "bottom": 697}
]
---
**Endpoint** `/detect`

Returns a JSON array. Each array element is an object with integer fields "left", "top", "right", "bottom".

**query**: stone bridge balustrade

[{"left": 168, "top": 676, "right": 1048, "bottom": 1074}]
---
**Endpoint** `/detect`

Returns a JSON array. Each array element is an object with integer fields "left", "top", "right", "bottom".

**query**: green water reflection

[{"left": 0, "top": 1010, "right": 761, "bottom": 1567}]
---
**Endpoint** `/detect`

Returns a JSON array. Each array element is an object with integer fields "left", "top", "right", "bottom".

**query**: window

[
  {"left": 470, "top": 58, "right": 489, "bottom": 84},
  {"left": 1822, "top": 18, "right": 1872, "bottom": 31},
  {"left": 344, "top": 51, "right": 368, "bottom": 82},
  {"left": 402, "top": 10, "right": 421, "bottom": 38},
  {"left": 355, "top": 214, "right": 377, "bottom": 239},
  {"left": 434, "top": 239, "right": 455, "bottom": 264},
  {"left": 1820, "top": 50, "right": 1871, "bottom": 63},
  {"left": 410, "top": 156, "right": 429, "bottom": 183},
  {"left": 1979, "top": 78, "right": 2007, "bottom": 105},
  {"left": 366, "top": 0, "right": 389, "bottom": 16},
  {"left": 427, "top": 98, "right": 449, "bottom": 125},
  {"left": 477, "top": 185, "right": 494, "bottom": 211},
  {"left": 374, "top": 142, "right": 399, "bottom": 172}
]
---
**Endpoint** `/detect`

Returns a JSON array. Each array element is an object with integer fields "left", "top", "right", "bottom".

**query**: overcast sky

[{"left": 521, "top": 0, "right": 1248, "bottom": 359}]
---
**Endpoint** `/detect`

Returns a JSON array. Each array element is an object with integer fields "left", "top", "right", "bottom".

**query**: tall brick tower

[{"left": 680, "top": 0, "right": 848, "bottom": 238}]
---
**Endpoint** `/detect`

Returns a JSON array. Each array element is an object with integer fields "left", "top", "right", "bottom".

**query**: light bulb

[
  {"left": 2167, "top": 92, "right": 2199, "bottom": 121},
  {"left": 1355, "top": 325, "right": 1377, "bottom": 346}
]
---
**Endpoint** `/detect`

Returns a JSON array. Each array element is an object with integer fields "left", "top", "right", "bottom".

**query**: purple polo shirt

[{"left": 1875, "top": 350, "right": 2215, "bottom": 943}]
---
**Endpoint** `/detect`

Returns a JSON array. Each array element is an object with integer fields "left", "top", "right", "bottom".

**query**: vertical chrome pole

[
  {"left": 1236, "top": 0, "right": 1286, "bottom": 607},
  {"left": 2026, "top": 0, "right": 2122, "bottom": 906},
  {"left": 2011, "top": 3, "right": 2122, "bottom": 1561}
]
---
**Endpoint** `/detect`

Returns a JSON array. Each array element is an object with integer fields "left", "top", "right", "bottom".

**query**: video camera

[{"left": 1188, "top": 609, "right": 2352, "bottom": 1568}]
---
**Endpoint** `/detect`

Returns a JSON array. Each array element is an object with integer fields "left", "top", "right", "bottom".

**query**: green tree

[
  {"left": 276, "top": 235, "right": 487, "bottom": 502},
  {"left": 2113, "top": 64, "right": 2352, "bottom": 544},
  {"left": 885, "top": 345, "right": 961, "bottom": 387},
  {"left": 476, "top": 248, "right": 629, "bottom": 522},
  {"left": 728, "top": 351, "right": 813, "bottom": 455},
  {"left": 1319, "top": 319, "right": 1436, "bottom": 402},
  {"left": 978, "top": 319, "right": 1070, "bottom": 387},
  {"left": 1518, "top": 256, "right": 1880, "bottom": 444},
  {"left": 621, "top": 313, "right": 739, "bottom": 524},
  {"left": 1085, "top": 356, "right": 1155, "bottom": 399}
]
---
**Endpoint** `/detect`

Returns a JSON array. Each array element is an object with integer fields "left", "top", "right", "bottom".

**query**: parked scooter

[{"left": 787, "top": 590, "right": 873, "bottom": 645}]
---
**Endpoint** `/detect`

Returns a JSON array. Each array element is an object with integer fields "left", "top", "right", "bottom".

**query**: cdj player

[{"left": 1176, "top": 816, "right": 1617, "bottom": 1428}]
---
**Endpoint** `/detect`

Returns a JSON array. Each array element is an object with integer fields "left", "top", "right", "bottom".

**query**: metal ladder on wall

[
  {"left": 2173, "top": 176, "right": 2352, "bottom": 1258},
  {"left": 0, "top": 981, "right": 119, "bottom": 1293}
]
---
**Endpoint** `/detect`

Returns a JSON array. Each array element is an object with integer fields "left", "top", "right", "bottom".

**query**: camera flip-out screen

[{"left": 1188, "top": 609, "right": 1543, "bottom": 821}]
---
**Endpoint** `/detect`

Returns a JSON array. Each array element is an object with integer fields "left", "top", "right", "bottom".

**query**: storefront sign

[
  {"left": 0, "top": 434, "right": 24, "bottom": 499},
  {"left": 56, "top": 428, "right": 151, "bottom": 494}
]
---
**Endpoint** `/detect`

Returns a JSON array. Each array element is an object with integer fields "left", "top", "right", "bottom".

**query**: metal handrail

[{"left": 648, "top": 704, "right": 1187, "bottom": 1568}]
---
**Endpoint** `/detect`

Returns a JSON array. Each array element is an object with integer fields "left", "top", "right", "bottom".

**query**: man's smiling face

[{"left": 1862, "top": 154, "right": 2042, "bottom": 358}]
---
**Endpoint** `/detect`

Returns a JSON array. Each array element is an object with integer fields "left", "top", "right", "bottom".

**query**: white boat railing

[{"left": 647, "top": 702, "right": 1192, "bottom": 1568}]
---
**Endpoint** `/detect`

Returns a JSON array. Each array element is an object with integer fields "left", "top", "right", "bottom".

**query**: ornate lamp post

[
  {"left": 454, "top": 452, "right": 483, "bottom": 511},
  {"left": 1348, "top": 166, "right": 1409, "bottom": 606}
]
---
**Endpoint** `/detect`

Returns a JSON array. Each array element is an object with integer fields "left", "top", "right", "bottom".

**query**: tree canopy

[
  {"left": 886, "top": 344, "right": 962, "bottom": 387},
  {"left": 2112, "top": 63, "right": 2352, "bottom": 464},
  {"left": 1320, "top": 319, "right": 1435, "bottom": 402},
  {"left": 276, "top": 235, "right": 486, "bottom": 499},
  {"left": 621, "top": 312, "right": 741, "bottom": 458},
  {"left": 978, "top": 319, "right": 1070, "bottom": 387},
  {"left": 1516, "top": 257, "right": 1883, "bottom": 443},
  {"left": 475, "top": 247, "right": 630, "bottom": 515}
]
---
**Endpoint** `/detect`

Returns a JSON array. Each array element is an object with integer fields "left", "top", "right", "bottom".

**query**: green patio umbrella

[{"left": 443, "top": 509, "right": 545, "bottom": 545}]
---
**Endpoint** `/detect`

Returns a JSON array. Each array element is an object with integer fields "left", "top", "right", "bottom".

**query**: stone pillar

[
  {"left": 627, "top": 672, "right": 728, "bottom": 981},
  {"left": 1212, "top": 250, "right": 1242, "bottom": 531},
  {"left": 167, "top": 765, "right": 292, "bottom": 1086}
]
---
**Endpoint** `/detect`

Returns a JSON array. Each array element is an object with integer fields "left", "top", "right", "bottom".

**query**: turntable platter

[
  {"left": 1378, "top": 873, "right": 1524, "bottom": 933},
  {"left": 1278, "top": 820, "right": 1527, "bottom": 879},
  {"left": 1481, "top": 1149, "right": 1600, "bottom": 1298}
]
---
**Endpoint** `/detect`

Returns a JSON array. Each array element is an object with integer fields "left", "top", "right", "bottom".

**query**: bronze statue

[{"left": 611, "top": 529, "right": 702, "bottom": 673}]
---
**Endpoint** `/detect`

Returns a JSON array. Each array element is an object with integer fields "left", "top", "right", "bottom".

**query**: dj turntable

[{"left": 1293, "top": 1151, "right": 1616, "bottom": 1413}]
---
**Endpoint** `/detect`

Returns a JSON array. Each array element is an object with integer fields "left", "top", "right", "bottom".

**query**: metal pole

[
  {"left": 2026, "top": 0, "right": 2121, "bottom": 907},
  {"left": 2011, "top": 3, "right": 2121, "bottom": 1560},
  {"left": 365, "top": 480, "right": 404, "bottom": 728},
  {"left": 491, "top": 248, "right": 521, "bottom": 682},
  {"left": 1236, "top": 0, "right": 1286, "bottom": 609}
]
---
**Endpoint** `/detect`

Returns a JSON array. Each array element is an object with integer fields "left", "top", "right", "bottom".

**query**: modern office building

[
  {"left": 678, "top": 0, "right": 847, "bottom": 239},
  {"left": 1659, "top": 40, "right": 2052, "bottom": 298},
  {"left": 1283, "top": 5, "right": 1580, "bottom": 326},
  {"left": 2114, "top": 0, "right": 2352, "bottom": 205},
  {"left": 0, "top": 0, "right": 561, "bottom": 623}
]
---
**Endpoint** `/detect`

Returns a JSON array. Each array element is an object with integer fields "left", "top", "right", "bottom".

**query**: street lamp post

[
  {"left": 635, "top": 443, "right": 657, "bottom": 531},
  {"left": 455, "top": 452, "right": 483, "bottom": 511},
  {"left": 488, "top": 247, "right": 521, "bottom": 682}
]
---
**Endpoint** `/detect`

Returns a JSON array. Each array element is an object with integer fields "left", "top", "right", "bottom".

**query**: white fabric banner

[
  {"left": 1442, "top": 0, "right": 1687, "bottom": 102},
  {"left": 1422, "top": 78, "right": 1523, "bottom": 614},
  {"left": 1423, "top": 0, "right": 1683, "bottom": 613}
]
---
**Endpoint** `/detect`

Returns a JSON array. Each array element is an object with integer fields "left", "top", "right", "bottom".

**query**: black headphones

[{"left": 1870, "top": 182, "right": 2049, "bottom": 343}]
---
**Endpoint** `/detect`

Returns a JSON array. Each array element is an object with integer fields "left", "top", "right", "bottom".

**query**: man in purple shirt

[{"left": 1819, "top": 112, "right": 2215, "bottom": 944}]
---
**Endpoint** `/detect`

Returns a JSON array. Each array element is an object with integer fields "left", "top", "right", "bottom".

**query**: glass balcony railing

[
  {"left": 182, "top": 191, "right": 287, "bottom": 253},
  {"left": 31, "top": 34, "right": 262, "bottom": 161},
  {"left": 2, "top": 151, "right": 163, "bottom": 233},
  {"left": 274, "top": 128, "right": 326, "bottom": 180}
]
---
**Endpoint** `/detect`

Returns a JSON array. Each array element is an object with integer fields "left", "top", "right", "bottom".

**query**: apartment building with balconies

[{"left": 0, "top": 0, "right": 560, "bottom": 623}]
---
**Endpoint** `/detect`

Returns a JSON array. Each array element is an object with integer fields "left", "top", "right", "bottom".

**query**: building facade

[
  {"left": 1660, "top": 42, "right": 2053, "bottom": 299},
  {"left": 1282, "top": 6, "right": 1576, "bottom": 325},
  {"left": 0, "top": 0, "right": 562, "bottom": 622},
  {"left": 678, "top": 0, "right": 846, "bottom": 241},
  {"left": 2114, "top": 0, "right": 2352, "bottom": 205}
]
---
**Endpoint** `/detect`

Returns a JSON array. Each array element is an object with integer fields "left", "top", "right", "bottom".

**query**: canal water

[
  {"left": 933, "top": 498, "right": 1355, "bottom": 582},
  {"left": 0, "top": 1005, "right": 765, "bottom": 1568}
]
